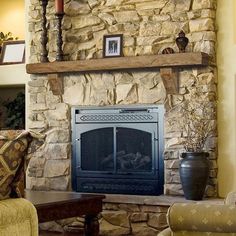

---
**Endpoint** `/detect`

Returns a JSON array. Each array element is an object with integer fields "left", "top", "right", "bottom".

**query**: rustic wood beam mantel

[
  {"left": 26, "top": 52, "right": 210, "bottom": 95},
  {"left": 26, "top": 52, "right": 209, "bottom": 74}
]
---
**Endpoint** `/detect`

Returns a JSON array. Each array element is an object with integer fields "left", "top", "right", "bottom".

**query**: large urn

[{"left": 179, "top": 152, "right": 209, "bottom": 200}]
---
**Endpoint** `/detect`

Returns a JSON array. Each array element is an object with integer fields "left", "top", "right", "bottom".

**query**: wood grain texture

[
  {"left": 160, "top": 68, "right": 178, "bottom": 94},
  {"left": 26, "top": 52, "right": 210, "bottom": 74},
  {"left": 47, "top": 74, "right": 64, "bottom": 95}
]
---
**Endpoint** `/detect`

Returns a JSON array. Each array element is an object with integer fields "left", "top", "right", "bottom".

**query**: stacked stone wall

[
  {"left": 27, "top": 0, "right": 218, "bottom": 197},
  {"left": 100, "top": 202, "right": 168, "bottom": 236}
]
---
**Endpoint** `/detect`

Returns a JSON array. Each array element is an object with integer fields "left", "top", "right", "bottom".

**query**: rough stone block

[
  {"left": 147, "top": 213, "right": 168, "bottom": 229},
  {"left": 130, "top": 213, "right": 148, "bottom": 223},
  {"left": 189, "top": 18, "right": 214, "bottom": 32},
  {"left": 192, "top": 0, "right": 216, "bottom": 10},
  {"left": 46, "top": 128, "right": 70, "bottom": 143},
  {"left": 44, "top": 103, "right": 69, "bottom": 121},
  {"left": 119, "top": 204, "right": 140, "bottom": 212},
  {"left": 113, "top": 11, "right": 139, "bottom": 23},
  {"left": 165, "top": 159, "right": 180, "bottom": 169},
  {"left": 45, "top": 143, "right": 70, "bottom": 160},
  {"left": 165, "top": 169, "right": 181, "bottom": 184},
  {"left": 103, "top": 203, "right": 120, "bottom": 211},
  {"left": 164, "top": 184, "right": 183, "bottom": 195},
  {"left": 44, "top": 160, "right": 70, "bottom": 178},
  {"left": 102, "top": 210, "right": 129, "bottom": 228},
  {"left": 49, "top": 176, "right": 70, "bottom": 191},
  {"left": 131, "top": 222, "right": 158, "bottom": 236},
  {"left": 100, "top": 218, "right": 131, "bottom": 236},
  {"left": 140, "top": 205, "right": 167, "bottom": 213}
]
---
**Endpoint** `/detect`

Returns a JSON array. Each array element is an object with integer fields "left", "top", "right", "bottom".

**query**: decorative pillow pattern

[{"left": 0, "top": 130, "right": 45, "bottom": 199}]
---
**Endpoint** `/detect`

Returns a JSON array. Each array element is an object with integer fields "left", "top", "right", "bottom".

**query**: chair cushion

[{"left": 0, "top": 130, "right": 45, "bottom": 199}]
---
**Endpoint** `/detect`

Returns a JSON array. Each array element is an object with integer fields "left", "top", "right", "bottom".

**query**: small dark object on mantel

[
  {"left": 176, "top": 30, "right": 189, "bottom": 53},
  {"left": 162, "top": 47, "right": 175, "bottom": 54}
]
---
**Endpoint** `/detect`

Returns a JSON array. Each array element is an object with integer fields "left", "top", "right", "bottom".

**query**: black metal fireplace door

[{"left": 71, "top": 106, "right": 164, "bottom": 195}]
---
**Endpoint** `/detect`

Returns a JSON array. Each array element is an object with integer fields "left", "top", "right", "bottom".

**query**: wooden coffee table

[{"left": 25, "top": 190, "right": 105, "bottom": 236}]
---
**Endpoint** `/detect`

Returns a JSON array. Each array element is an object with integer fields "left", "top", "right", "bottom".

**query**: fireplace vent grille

[{"left": 77, "top": 113, "right": 156, "bottom": 123}]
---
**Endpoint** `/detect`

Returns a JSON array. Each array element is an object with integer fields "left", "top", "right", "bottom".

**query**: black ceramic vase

[
  {"left": 176, "top": 30, "right": 189, "bottom": 52},
  {"left": 179, "top": 152, "right": 209, "bottom": 200}
]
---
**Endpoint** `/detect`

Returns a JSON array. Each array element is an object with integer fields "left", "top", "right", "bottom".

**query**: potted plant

[
  {"left": 2, "top": 92, "right": 25, "bottom": 129},
  {"left": 179, "top": 89, "right": 215, "bottom": 200},
  {"left": 0, "top": 32, "right": 18, "bottom": 53}
]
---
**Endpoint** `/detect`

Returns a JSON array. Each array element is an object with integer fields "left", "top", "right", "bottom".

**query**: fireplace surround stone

[
  {"left": 27, "top": 0, "right": 218, "bottom": 234},
  {"left": 27, "top": 0, "right": 218, "bottom": 199}
]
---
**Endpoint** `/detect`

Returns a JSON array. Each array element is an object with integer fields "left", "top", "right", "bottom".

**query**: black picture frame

[
  {"left": 0, "top": 40, "right": 25, "bottom": 65},
  {"left": 103, "top": 34, "right": 123, "bottom": 58}
]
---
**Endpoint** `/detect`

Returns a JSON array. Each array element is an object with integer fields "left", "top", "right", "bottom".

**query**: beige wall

[
  {"left": 0, "top": 0, "right": 25, "bottom": 39},
  {"left": 217, "top": 0, "right": 236, "bottom": 197},
  {"left": 0, "top": 64, "right": 28, "bottom": 85},
  {"left": 0, "top": 0, "right": 28, "bottom": 86},
  {"left": 0, "top": 0, "right": 30, "bottom": 128}
]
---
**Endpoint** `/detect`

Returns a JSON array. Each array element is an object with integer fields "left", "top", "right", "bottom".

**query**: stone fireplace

[{"left": 27, "top": 0, "right": 217, "bottom": 199}]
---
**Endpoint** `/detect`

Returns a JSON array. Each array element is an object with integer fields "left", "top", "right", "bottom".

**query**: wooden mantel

[
  {"left": 26, "top": 52, "right": 210, "bottom": 95},
  {"left": 26, "top": 52, "right": 209, "bottom": 74}
]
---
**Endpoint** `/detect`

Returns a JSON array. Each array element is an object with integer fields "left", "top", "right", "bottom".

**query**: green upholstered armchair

[
  {"left": 158, "top": 192, "right": 236, "bottom": 236},
  {"left": 0, "top": 198, "right": 38, "bottom": 236},
  {"left": 0, "top": 130, "right": 44, "bottom": 236}
]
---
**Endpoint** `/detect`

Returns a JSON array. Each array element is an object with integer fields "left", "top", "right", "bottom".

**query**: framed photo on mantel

[
  {"left": 0, "top": 40, "right": 25, "bottom": 65},
  {"left": 103, "top": 34, "right": 123, "bottom": 58}
]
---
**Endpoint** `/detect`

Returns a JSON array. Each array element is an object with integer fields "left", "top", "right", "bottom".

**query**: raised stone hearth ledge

[{"left": 102, "top": 193, "right": 223, "bottom": 206}]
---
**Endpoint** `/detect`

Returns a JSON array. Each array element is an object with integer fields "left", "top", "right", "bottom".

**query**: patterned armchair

[
  {"left": 158, "top": 192, "right": 236, "bottom": 236},
  {"left": 0, "top": 130, "right": 44, "bottom": 236}
]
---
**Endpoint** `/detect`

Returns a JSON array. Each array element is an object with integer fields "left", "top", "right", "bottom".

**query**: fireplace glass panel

[
  {"left": 116, "top": 127, "right": 152, "bottom": 172},
  {"left": 81, "top": 127, "right": 153, "bottom": 173},
  {"left": 81, "top": 128, "right": 114, "bottom": 171}
]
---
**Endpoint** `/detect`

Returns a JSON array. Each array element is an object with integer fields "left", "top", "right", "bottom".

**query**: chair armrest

[
  {"left": 225, "top": 191, "right": 236, "bottom": 205},
  {"left": 0, "top": 198, "right": 38, "bottom": 235},
  {"left": 167, "top": 203, "right": 236, "bottom": 233}
]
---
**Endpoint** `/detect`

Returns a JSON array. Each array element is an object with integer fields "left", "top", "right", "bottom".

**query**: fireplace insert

[{"left": 71, "top": 105, "right": 164, "bottom": 195}]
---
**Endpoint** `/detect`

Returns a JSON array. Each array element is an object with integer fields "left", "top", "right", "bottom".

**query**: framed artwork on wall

[
  {"left": 0, "top": 40, "right": 25, "bottom": 65},
  {"left": 103, "top": 34, "right": 123, "bottom": 58}
]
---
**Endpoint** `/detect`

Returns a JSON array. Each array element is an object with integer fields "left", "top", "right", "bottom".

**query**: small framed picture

[
  {"left": 0, "top": 40, "right": 25, "bottom": 65},
  {"left": 103, "top": 34, "right": 123, "bottom": 58}
]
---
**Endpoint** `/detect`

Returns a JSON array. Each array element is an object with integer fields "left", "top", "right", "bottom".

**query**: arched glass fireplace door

[
  {"left": 72, "top": 106, "right": 164, "bottom": 195},
  {"left": 79, "top": 124, "right": 155, "bottom": 174}
]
